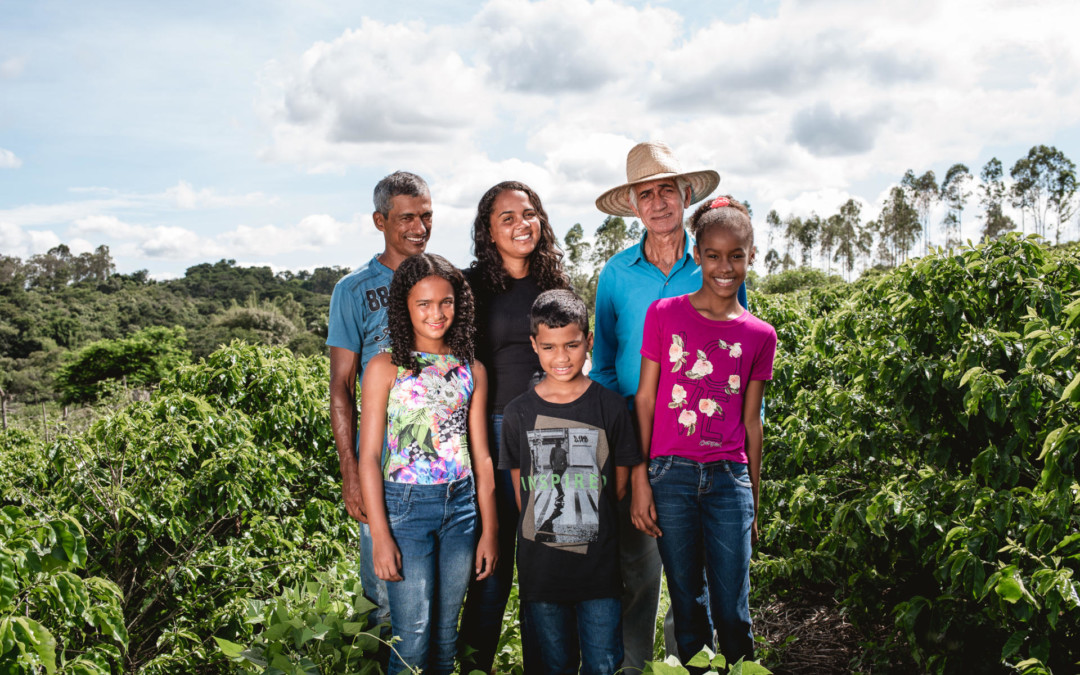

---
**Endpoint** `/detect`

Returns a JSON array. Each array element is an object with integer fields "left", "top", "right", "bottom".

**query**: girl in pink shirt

[{"left": 631, "top": 196, "right": 777, "bottom": 668}]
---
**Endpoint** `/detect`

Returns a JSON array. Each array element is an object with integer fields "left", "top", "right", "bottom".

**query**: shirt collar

[{"left": 630, "top": 229, "right": 696, "bottom": 270}]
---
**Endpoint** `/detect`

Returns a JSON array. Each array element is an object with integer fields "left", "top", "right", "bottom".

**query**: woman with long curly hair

[
  {"left": 460, "top": 181, "right": 570, "bottom": 672},
  {"left": 358, "top": 253, "right": 498, "bottom": 675}
]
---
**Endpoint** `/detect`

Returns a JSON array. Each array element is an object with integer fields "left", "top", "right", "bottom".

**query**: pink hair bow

[{"left": 709, "top": 197, "right": 730, "bottom": 209}]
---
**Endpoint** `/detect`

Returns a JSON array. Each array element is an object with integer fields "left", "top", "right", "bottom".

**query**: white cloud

[
  {"left": 217, "top": 214, "right": 357, "bottom": 256},
  {"left": 0, "top": 221, "right": 62, "bottom": 258},
  {"left": 0, "top": 148, "right": 22, "bottom": 168},
  {"left": 0, "top": 57, "right": 25, "bottom": 79},
  {"left": 165, "top": 180, "right": 269, "bottom": 209}
]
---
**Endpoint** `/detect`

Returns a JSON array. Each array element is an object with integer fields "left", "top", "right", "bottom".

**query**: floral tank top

[{"left": 383, "top": 352, "right": 474, "bottom": 484}]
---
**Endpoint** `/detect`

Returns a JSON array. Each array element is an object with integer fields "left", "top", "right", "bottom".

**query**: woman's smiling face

[{"left": 488, "top": 189, "right": 541, "bottom": 265}]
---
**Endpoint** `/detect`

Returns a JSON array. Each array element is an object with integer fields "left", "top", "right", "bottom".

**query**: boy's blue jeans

[
  {"left": 383, "top": 475, "right": 476, "bottom": 675},
  {"left": 649, "top": 455, "right": 755, "bottom": 666},
  {"left": 521, "top": 597, "right": 623, "bottom": 675}
]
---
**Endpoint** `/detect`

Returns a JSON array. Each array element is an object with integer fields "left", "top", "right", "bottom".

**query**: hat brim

[{"left": 595, "top": 169, "right": 721, "bottom": 218}]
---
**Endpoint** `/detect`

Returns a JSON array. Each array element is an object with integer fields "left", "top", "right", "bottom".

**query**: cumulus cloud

[
  {"left": 68, "top": 212, "right": 359, "bottom": 261},
  {"left": 0, "top": 148, "right": 22, "bottom": 168},
  {"left": 165, "top": 180, "right": 269, "bottom": 209},
  {"left": 217, "top": 214, "right": 357, "bottom": 256},
  {"left": 474, "top": 0, "right": 680, "bottom": 93},
  {"left": 261, "top": 18, "right": 493, "bottom": 171},
  {"left": 0, "top": 221, "right": 62, "bottom": 258},
  {"left": 789, "top": 102, "right": 889, "bottom": 157}
]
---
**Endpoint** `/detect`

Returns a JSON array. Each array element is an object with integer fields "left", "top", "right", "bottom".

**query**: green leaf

[
  {"left": 214, "top": 636, "right": 246, "bottom": 659},
  {"left": 1060, "top": 370, "right": 1080, "bottom": 403},
  {"left": 996, "top": 576, "right": 1024, "bottom": 603},
  {"left": 686, "top": 648, "right": 714, "bottom": 667}
]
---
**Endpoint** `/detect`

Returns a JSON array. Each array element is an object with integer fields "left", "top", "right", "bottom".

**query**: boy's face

[{"left": 530, "top": 323, "right": 592, "bottom": 384}]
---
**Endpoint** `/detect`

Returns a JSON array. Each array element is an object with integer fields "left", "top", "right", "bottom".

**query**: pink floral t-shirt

[{"left": 641, "top": 295, "right": 777, "bottom": 463}]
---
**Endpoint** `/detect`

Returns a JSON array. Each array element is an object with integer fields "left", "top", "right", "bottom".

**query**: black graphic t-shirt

[{"left": 499, "top": 381, "right": 641, "bottom": 603}]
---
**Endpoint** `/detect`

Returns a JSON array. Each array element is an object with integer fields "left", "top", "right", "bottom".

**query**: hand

[
  {"left": 475, "top": 533, "right": 498, "bottom": 581},
  {"left": 342, "top": 474, "right": 369, "bottom": 524},
  {"left": 751, "top": 516, "right": 759, "bottom": 547},
  {"left": 373, "top": 536, "right": 403, "bottom": 582},
  {"left": 631, "top": 481, "right": 662, "bottom": 538}
]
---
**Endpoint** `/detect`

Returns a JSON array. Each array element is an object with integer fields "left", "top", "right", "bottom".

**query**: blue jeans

[
  {"left": 650, "top": 455, "right": 754, "bottom": 667},
  {"left": 459, "top": 414, "right": 519, "bottom": 671},
  {"left": 522, "top": 597, "right": 623, "bottom": 675},
  {"left": 383, "top": 475, "right": 477, "bottom": 675}
]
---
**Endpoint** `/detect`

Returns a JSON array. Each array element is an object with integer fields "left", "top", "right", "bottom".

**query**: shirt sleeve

[
  {"left": 738, "top": 281, "right": 748, "bottom": 311},
  {"left": 498, "top": 404, "right": 524, "bottom": 470},
  {"left": 590, "top": 264, "right": 618, "bottom": 390},
  {"left": 326, "top": 280, "right": 363, "bottom": 354},
  {"left": 749, "top": 325, "right": 778, "bottom": 381},
  {"left": 609, "top": 397, "right": 642, "bottom": 467},
  {"left": 639, "top": 299, "right": 662, "bottom": 363}
]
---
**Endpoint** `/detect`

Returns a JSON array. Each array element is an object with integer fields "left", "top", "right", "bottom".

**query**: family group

[{"left": 326, "top": 141, "right": 778, "bottom": 675}]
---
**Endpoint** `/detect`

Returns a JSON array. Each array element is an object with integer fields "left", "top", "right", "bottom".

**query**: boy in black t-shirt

[{"left": 500, "top": 290, "right": 641, "bottom": 675}]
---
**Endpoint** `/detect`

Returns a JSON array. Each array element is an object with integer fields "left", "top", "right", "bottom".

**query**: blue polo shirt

[{"left": 591, "top": 231, "right": 747, "bottom": 402}]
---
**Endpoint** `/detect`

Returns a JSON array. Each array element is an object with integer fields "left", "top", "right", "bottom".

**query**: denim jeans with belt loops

[
  {"left": 383, "top": 475, "right": 477, "bottom": 675},
  {"left": 649, "top": 455, "right": 755, "bottom": 667}
]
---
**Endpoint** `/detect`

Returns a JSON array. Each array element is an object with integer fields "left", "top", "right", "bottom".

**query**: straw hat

[{"left": 595, "top": 141, "right": 720, "bottom": 217}]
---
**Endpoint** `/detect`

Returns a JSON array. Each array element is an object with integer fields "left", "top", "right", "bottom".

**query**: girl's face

[
  {"left": 488, "top": 189, "right": 541, "bottom": 265},
  {"left": 693, "top": 225, "right": 753, "bottom": 303},
  {"left": 407, "top": 275, "right": 455, "bottom": 350}
]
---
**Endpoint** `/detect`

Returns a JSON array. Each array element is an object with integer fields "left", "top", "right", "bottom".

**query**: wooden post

[
  {"left": 1, "top": 397, "right": 7, "bottom": 431},
  {"left": 41, "top": 402, "right": 48, "bottom": 442}
]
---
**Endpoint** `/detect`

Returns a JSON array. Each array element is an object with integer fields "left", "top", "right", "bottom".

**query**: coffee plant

[
  {"left": 2, "top": 235, "right": 1076, "bottom": 673},
  {"left": 754, "top": 234, "right": 1080, "bottom": 673}
]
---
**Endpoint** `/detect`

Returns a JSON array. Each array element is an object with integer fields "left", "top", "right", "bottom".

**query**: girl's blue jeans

[
  {"left": 383, "top": 475, "right": 477, "bottom": 675},
  {"left": 649, "top": 455, "right": 755, "bottom": 667}
]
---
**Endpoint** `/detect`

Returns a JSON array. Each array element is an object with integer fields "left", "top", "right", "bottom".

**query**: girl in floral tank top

[{"left": 358, "top": 254, "right": 498, "bottom": 675}]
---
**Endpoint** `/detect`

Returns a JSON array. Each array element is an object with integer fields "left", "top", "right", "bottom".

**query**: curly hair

[
  {"left": 387, "top": 253, "right": 476, "bottom": 375},
  {"left": 468, "top": 181, "right": 569, "bottom": 299},
  {"left": 688, "top": 195, "right": 754, "bottom": 250}
]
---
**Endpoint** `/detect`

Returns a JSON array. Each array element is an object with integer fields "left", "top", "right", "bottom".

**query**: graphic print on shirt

[
  {"left": 525, "top": 428, "right": 600, "bottom": 546},
  {"left": 666, "top": 331, "right": 743, "bottom": 444}
]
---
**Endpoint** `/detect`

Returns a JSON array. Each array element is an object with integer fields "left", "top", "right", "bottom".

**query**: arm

[
  {"left": 743, "top": 379, "right": 767, "bottom": 546},
  {"left": 615, "top": 466, "right": 630, "bottom": 502},
  {"left": 631, "top": 356, "right": 662, "bottom": 538},
  {"left": 590, "top": 266, "right": 618, "bottom": 391},
  {"left": 357, "top": 354, "right": 401, "bottom": 581},
  {"left": 469, "top": 361, "right": 499, "bottom": 581},
  {"left": 329, "top": 346, "right": 366, "bottom": 523}
]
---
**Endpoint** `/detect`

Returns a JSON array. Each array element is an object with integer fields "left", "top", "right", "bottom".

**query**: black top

[
  {"left": 499, "top": 381, "right": 641, "bottom": 603},
  {"left": 466, "top": 269, "right": 544, "bottom": 414}
]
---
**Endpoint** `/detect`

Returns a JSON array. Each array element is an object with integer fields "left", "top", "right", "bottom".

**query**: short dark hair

[
  {"left": 373, "top": 171, "right": 430, "bottom": 216},
  {"left": 530, "top": 289, "right": 589, "bottom": 336}
]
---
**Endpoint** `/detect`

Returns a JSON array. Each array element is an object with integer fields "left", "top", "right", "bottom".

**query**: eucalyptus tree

[
  {"left": 831, "top": 198, "right": 865, "bottom": 281},
  {"left": 979, "top": 158, "right": 1015, "bottom": 241},
  {"left": 901, "top": 169, "right": 939, "bottom": 255},
  {"left": 1010, "top": 144, "right": 1077, "bottom": 243},
  {"left": 940, "top": 164, "right": 972, "bottom": 250}
]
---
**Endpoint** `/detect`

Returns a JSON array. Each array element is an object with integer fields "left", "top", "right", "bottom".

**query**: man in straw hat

[{"left": 592, "top": 141, "right": 747, "bottom": 670}]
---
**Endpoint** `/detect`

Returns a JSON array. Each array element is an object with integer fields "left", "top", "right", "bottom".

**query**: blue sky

[{"left": 2, "top": 0, "right": 1078, "bottom": 278}]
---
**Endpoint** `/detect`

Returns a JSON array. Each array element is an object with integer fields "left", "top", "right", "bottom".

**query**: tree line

[{"left": 761, "top": 144, "right": 1076, "bottom": 280}]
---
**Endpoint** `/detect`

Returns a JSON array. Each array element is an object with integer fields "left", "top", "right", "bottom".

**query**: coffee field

[{"left": 1, "top": 233, "right": 1078, "bottom": 674}]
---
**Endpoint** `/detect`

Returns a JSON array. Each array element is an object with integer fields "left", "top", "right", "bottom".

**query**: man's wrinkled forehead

[{"left": 632, "top": 177, "right": 680, "bottom": 198}]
